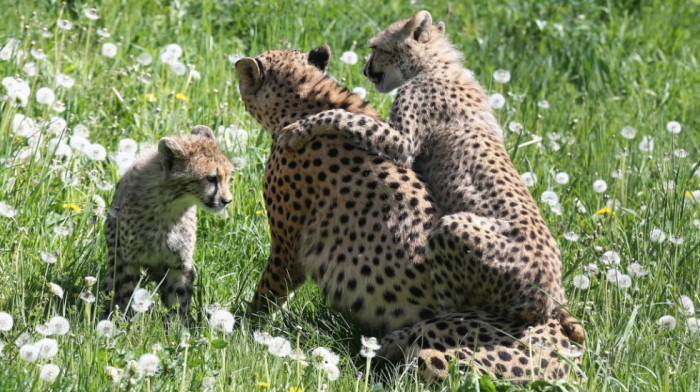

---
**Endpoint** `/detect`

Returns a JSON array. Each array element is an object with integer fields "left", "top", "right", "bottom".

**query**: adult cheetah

[
  {"left": 236, "top": 45, "right": 582, "bottom": 382},
  {"left": 103, "top": 126, "right": 233, "bottom": 317},
  {"left": 276, "top": 12, "right": 584, "bottom": 345}
]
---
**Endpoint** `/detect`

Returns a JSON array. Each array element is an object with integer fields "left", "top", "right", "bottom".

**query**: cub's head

[
  {"left": 364, "top": 10, "right": 458, "bottom": 92},
  {"left": 158, "top": 125, "right": 234, "bottom": 212},
  {"left": 235, "top": 45, "right": 378, "bottom": 134}
]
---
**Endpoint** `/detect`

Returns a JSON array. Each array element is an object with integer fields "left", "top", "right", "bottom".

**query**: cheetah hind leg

[{"left": 557, "top": 311, "right": 585, "bottom": 345}]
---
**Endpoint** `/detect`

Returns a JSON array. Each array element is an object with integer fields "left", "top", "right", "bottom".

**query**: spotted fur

[{"left": 103, "top": 126, "right": 233, "bottom": 318}]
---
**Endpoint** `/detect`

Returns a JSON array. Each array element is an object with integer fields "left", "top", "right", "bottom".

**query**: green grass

[{"left": 0, "top": 0, "right": 698, "bottom": 390}]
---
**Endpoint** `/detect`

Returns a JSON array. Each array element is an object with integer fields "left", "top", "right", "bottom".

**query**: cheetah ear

[
  {"left": 235, "top": 57, "right": 263, "bottom": 95},
  {"left": 404, "top": 10, "right": 433, "bottom": 43},
  {"left": 435, "top": 21, "right": 445, "bottom": 35},
  {"left": 191, "top": 125, "right": 215, "bottom": 140},
  {"left": 308, "top": 44, "right": 331, "bottom": 72},
  {"left": 158, "top": 137, "right": 183, "bottom": 172}
]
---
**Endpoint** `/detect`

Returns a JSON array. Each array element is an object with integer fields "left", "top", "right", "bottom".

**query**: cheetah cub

[
  {"left": 103, "top": 126, "right": 233, "bottom": 318},
  {"left": 277, "top": 12, "right": 584, "bottom": 344}
]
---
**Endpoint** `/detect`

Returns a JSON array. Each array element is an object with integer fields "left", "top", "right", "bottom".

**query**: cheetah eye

[{"left": 206, "top": 176, "right": 218, "bottom": 184}]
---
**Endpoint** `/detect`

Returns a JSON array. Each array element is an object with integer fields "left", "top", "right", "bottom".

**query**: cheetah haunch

[
  {"left": 276, "top": 11, "right": 584, "bottom": 345},
  {"left": 103, "top": 126, "right": 233, "bottom": 318},
  {"left": 236, "top": 45, "right": 582, "bottom": 383}
]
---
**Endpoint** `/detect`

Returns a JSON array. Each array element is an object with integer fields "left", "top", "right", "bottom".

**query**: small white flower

[
  {"left": 540, "top": 191, "right": 559, "bottom": 207},
  {"left": 79, "top": 291, "right": 96, "bottom": 303},
  {"left": 339, "top": 51, "right": 358, "bottom": 65},
  {"left": 508, "top": 121, "right": 523, "bottom": 134},
  {"left": 627, "top": 262, "right": 647, "bottom": 277},
  {"left": 669, "top": 235, "right": 684, "bottom": 245},
  {"left": 39, "top": 363, "right": 61, "bottom": 383},
  {"left": 253, "top": 331, "right": 273, "bottom": 345},
  {"left": 493, "top": 69, "right": 510, "bottom": 83},
  {"left": 606, "top": 269, "right": 623, "bottom": 283},
  {"left": 101, "top": 43, "right": 118, "bottom": 58},
  {"left": 322, "top": 363, "right": 340, "bottom": 381},
  {"left": 666, "top": 121, "right": 681, "bottom": 134},
  {"left": 56, "top": 73, "right": 75, "bottom": 89},
  {"left": 85, "top": 276, "right": 98, "bottom": 287},
  {"left": 537, "top": 100, "right": 550, "bottom": 109},
  {"left": 69, "top": 135, "right": 91, "bottom": 154},
  {"left": 189, "top": 68, "right": 201, "bottom": 80},
  {"left": 12, "top": 114, "right": 36, "bottom": 137},
  {"left": 360, "top": 336, "right": 381, "bottom": 358},
  {"left": 130, "top": 288, "right": 154, "bottom": 313},
  {"left": 657, "top": 315, "right": 676, "bottom": 330},
  {"left": 19, "top": 344, "right": 40, "bottom": 362},
  {"left": 96, "top": 320, "right": 117, "bottom": 337},
  {"left": 119, "top": 138, "right": 139, "bottom": 154},
  {"left": 563, "top": 232, "right": 579, "bottom": 242},
  {"left": 352, "top": 86, "right": 367, "bottom": 99},
  {"left": 638, "top": 136, "right": 653, "bottom": 153},
  {"left": 3, "top": 76, "right": 31, "bottom": 106},
  {"left": 83, "top": 8, "right": 100, "bottom": 20},
  {"left": 521, "top": 172, "right": 537, "bottom": 187},
  {"left": 601, "top": 251, "right": 621, "bottom": 266},
  {"left": 0, "top": 201, "right": 17, "bottom": 218},
  {"left": 73, "top": 124, "right": 90, "bottom": 138},
  {"left": 615, "top": 274, "right": 632, "bottom": 289},
  {"left": 36, "top": 87, "right": 56, "bottom": 105},
  {"left": 35, "top": 338, "right": 58, "bottom": 358},
  {"left": 0, "top": 312, "right": 13, "bottom": 331},
  {"left": 621, "top": 126, "right": 636, "bottom": 139},
  {"left": 52, "top": 100, "right": 66, "bottom": 113},
  {"left": 57, "top": 19, "right": 73, "bottom": 30},
  {"left": 593, "top": 179, "right": 607, "bottom": 193},
  {"left": 31, "top": 48, "right": 49, "bottom": 60},
  {"left": 47, "top": 116, "right": 68, "bottom": 135},
  {"left": 554, "top": 172, "right": 569, "bottom": 185},
  {"left": 488, "top": 93, "right": 505, "bottom": 109},
  {"left": 164, "top": 43, "right": 183, "bottom": 58},
  {"left": 267, "top": 336, "right": 292, "bottom": 357},
  {"left": 96, "top": 28, "right": 110, "bottom": 38},
  {"left": 649, "top": 228, "right": 665, "bottom": 243},
  {"left": 48, "top": 283, "right": 64, "bottom": 299},
  {"left": 688, "top": 318, "right": 699, "bottom": 334},
  {"left": 170, "top": 61, "right": 187, "bottom": 76},
  {"left": 209, "top": 309, "right": 235, "bottom": 334},
  {"left": 137, "top": 353, "right": 160, "bottom": 377},
  {"left": 312, "top": 347, "right": 339, "bottom": 366},
  {"left": 160, "top": 51, "right": 178, "bottom": 65},
  {"left": 106, "top": 366, "right": 124, "bottom": 382},
  {"left": 673, "top": 149, "right": 688, "bottom": 158},
  {"left": 137, "top": 52, "right": 153, "bottom": 66},
  {"left": 49, "top": 316, "right": 70, "bottom": 335},
  {"left": 572, "top": 274, "right": 590, "bottom": 290},
  {"left": 680, "top": 295, "right": 695, "bottom": 316},
  {"left": 23, "top": 62, "right": 38, "bottom": 77},
  {"left": 85, "top": 143, "right": 107, "bottom": 161}
]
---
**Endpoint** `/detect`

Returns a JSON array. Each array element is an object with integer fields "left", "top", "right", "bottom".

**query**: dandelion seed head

[
  {"left": 488, "top": 93, "right": 505, "bottom": 109},
  {"left": 339, "top": 51, "right": 358, "bottom": 65},
  {"left": 57, "top": 19, "right": 73, "bottom": 30},
  {"left": 83, "top": 8, "right": 100, "bottom": 20},
  {"left": 540, "top": 191, "right": 559, "bottom": 206},
  {"left": 627, "top": 262, "right": 647, "bottom": 277},
  {"left": 53, "top": 225, "right": 71, "bottom": 237},
  {"left": 639, "top": 136, "right": 653, "bottom": 152},
  {"left": 601, "top": 250, "right": 621, "bottom": 266},
  {"left": 593, "top": 179, "right": 607, "bottom": 193},
  {"left": 537, "top": 100, "right": 550, "bottom": 109},
  {"left": 572, "top": 274, "right": 590, "bottom": 290},
  {"left": 12, "top": 114, "right": 36, "bottom": 137},
  {"left": 118, "top": 138, "right": 139, "bottom": 154},
  {"left": 48, "top": 283, "right": 64, "bottom": 298},
  {"left": 352, "top": 86, "right": 367, "bottom": 99},
  {"left": 70, "top": 135, "right": 91, "bottom": 154},
  {"left": 0, "top": 312, "right": 13, "bottom": 331},
  {"left": 669, "top": 235, "right": 684, "bottom": 245},
  {"left": 36, "top": 323, "right": 52, "bottom": 336},
  {"left": 555, "top": 172, "right": 569, "bottom": 185},
  {"left": 96, "top": 319, "right": 117, "bottom": 337},
  {"left": 688, "top": 318, "right": 699, "bottom": 334},
  {"left": 23, "top": 61, "right": 38, "bottom": 77},
  {"left": 130, "top": 288, "right": 153, "bottom": 313},
  {"left": 606, "top": 268, "right": 623, "bottom": 283},
  {"left": 52, "top": 100, "right": 66, "bottom": 113},
  {"left": 680, "top": 295, "right": 695, "bottom": 316},
  {"left": 3, "top": 76, "right": 31, "bottom": 106},
  {"left": 360, "top": 336, "right": 381, "bottom": 358},
  {"left": 96, "top": 28, "right": 110, "bottom": 38},
  {"left": 85, "top": 143, "right": 107, "bottom": 161},
  {"left": 0, "top": 201, "right": 17, "bottom": 218},
  {"left": 312, "top": 347, "right": 339, "bottom": 366},
  {"left": 564, "top": 232, "right": 579, "bottom": 242},
  {"left": 549, "top": 202, "right": 563, "bottom": 216},
  {"left": 164, "top": 43, "right": 183, "bottom": 58},
  {"left": 35, "top": 338, "right": 58, "bottom": 358},
  {"left": 620, "top": 126, "right": 636, "bottom": 139},
  {"left": 36, "top": 87, "right": 56, "bottom": 105},
  {"left": 666, "top": 121, "right": 681, "bottom": 134},
  {"left": 170, "top": 61, "right": 187, "bottom": 75},
  {"left": 616, "top": 274, "right": 632, "bottom": 289},
  {"left": 322, "top": 363, "right": 340, "bottom": 381},
  {"left": 493, "top": 69, "right": 511, "bottom": 83},
  {"left": 0, "top": 39, "right": 18, "bottom": 60},
  {"left": 56, "top": 73, "right": 75, "bottom": 89},
  {"left": 267, "top": 336, "right": 292, "bottom": 357},
  {"left": 73, "top": 124, "right": 90, "bottom": 138},
  {"left": 650, "top": 228, "right": 666, "bottom": 243},
  {"left": 19, "top": 344, "right": 39, "bottom": 362},
  {"left": 209, "top": 309, "right": 235, "bottom": 334},
  {"left": 79, "top": 291, "right": 96, "bottom": 303},
  {"left": 507, "top": 121, "right": 523, "bottom": 134},
  {"left": 47, "top": 116, "right": 67, "bottom": 135},
  {"left": 85, "top": 276, "right": 97, "bottom": 287},
  {"left": 657, "top": 315, "right": 676, "bottom": 330},
  {"left": 101, "top": 43, "right": 118, "bottom": 58},
  {"left": 49, "top": 316, "right": 70, "bottom": 335},
  {"left": 227, "top": 52, "right": 244, "bottom": 64},
  {"left": 105, "top": 366, "right": 124, "bottom": 382},
  {"left": 521, "top": 172, "right": 537, "bottom": 187},
  {"left": 253, "top": 331, "right": 273, "bottom": 345},
  {"left": 137, "top": 353, "right": 160, "bottom": 377},
  {"left": 39, "top": 363, "right": 60, "bottom": 383}
]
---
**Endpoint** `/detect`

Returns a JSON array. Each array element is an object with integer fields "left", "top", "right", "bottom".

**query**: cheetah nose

[{"left": 221, "top": 197, "right": 232, "bottom": 206}]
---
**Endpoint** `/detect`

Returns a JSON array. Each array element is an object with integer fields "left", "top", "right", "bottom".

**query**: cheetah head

[
  {"left": 158, "top": 125, "right": 234, "bottom": 213},
  {"left": 364, "top": 10, "right": 456, "bottom": 92}
]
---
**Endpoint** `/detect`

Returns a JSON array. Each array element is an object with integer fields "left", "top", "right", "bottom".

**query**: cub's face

[
  {"left": 158, "top": 126, "right": 234, "bottom": 213},
  {"left": 364, "top": 10, "right": 446, "bottom": 92}
]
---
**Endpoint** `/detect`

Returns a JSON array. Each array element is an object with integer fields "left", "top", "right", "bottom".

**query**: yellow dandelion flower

[
  {"left": 595, "top": 206, "right": 612, "bottom": 216},
  {"left": 175, "top": 93, "right": 189, "bottom": 102},
  {"left": 257, "top": 382, "right": 270, "bottom": 388},
  {"left": 255, "top": 210, "right": 265, "bottom": 215},
  {"left": 145, "top": 93, "right": 157, "bottom": 102},
  {"left": 62, "top": 203, "right": 82, "bottom": 213},
  {"left": 287, "top": 387, "right": 303, "bottom": 392},
  {"left": 686, "top": 191, "right": 693, "bottom": 197}
]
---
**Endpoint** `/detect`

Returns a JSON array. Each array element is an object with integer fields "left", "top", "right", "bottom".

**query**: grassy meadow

[{"left": 0, "top": 0, "right": 699, "bottom": 390}]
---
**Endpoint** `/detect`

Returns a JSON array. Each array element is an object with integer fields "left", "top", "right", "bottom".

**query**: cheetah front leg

[
  {"left": 248, "top": 241, "right": 306, "bottom": 314},
  {"left": 103, "top": 259, "right": 140, "bottom": 316},
  {"left": 158, "top": 265, "right": 195, "bottom": 320},
  {"left": 276, "top": 109, "right": 417, "bottom": 168}
]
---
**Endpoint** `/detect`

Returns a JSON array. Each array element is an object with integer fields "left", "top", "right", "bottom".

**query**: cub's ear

[
  {"left": 308, "top": 44, "right": 331, "bottom": 72},
  {"left": 191, "top": 125, "right": 215, "bottom": 140},
  {"left": 236, "top": 58, "right": 263, "bottom": 95},
  {"left": 403, "top": 10, "right": 433, "bottom": 43},
  {"left": 158, "top": 137, "right": 183, "bottom": 172},
  {"left": 435, "top": 21, "right": 445, "bottom": 35}
]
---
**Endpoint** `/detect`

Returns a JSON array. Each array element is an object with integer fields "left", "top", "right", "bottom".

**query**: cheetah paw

[{"left": 275, "top": 122, "right": 312, "bottom": 150}]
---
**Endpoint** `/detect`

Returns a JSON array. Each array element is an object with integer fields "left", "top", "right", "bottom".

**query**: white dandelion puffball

[
  {"left": 170, "top": 61, "right": 187, "bottom": 76},
  {"left": 189, "top": 68, "right": 201, "bottom": 80},
  {"left": 227, "top": 52, "right": 244, "bottom": 64},
  {"left": 666, "top": 121, "right": 681, "bottom": 134},
  {"left": 549, "top": 203, "right": 563, "bottom": 216},
  {"left": 85, "top": 276, "right": 98, "bottom": 287},
  {"left": 0, "top": 201, "right": 17, "bottom": 218},
  {"left": 323, "top": 363, "right": 340, "bottom": 381},
  {"left": 49, "top": 316, "right": 70, "bottom": 335},
  {"left": 0, "top": 312, "right": 13, "bottom": 331},
  {"left": 79, "top": 291, "right": 96, "bottom": 303},
  {"left": 48, "top": 283, "right": 64, "bottom": 299},
  {"left": 673, "top": 149, "right": 688, "bottom": 158},
  {"left": 15, "top": 331, "right": 32, "bottom": 347},
  {"left": 118, "top": 138, "right": 139, "bottom": 154},
  {"left": 508, "top": 121, "right": 523, "bottom": 134},
  {"left": 0, "top": 342, "right": 4, "bottom": 354},
  {"left": 35, "top": 338, "right": 58, "bottom": 359},
  {"left": 30, "top": 48, "right": 47, "bottom": 60},
  {"left": 3, "top": 76, "right": 31, "bottom": 106},
  {"left": 627, "top": 262, "right": 647, "bottom": 277},
  {"left": 209, "top": 309, "right": 235, "bottom": 334},
  {"left": 312, "top": 347, "right": 340, "bottom": 366},
  {"left": 488, "top": 93, "right": 505, "bottom": 109},
  {"left": 267, "top": 336, "right": 292, "bottom": 357},
  {"left": 47, "top": 116, "right": 67, "bottom": 135},
  {"left": 352, "top": 86, "right": 367, "bottom": 99},
  {"left": 0, "top": 38, "right": 18, "bottom": 60},
  {"left": 83, "top": 8, "right": 100, "bottom": 20},
  {"left": 36, "top": 87, "right": 56, "bottom": 105},
  {"left": 638, "top": 136, "right": 653, "bottom": 152},
  {"left": 73, "top": 123, "right": 90, "bottom": 138},
  {"left": 555, "top": 172, "right": 569, "bottom": 185},
  {"left": 56, "top": 73, "right": 75, "bottom": 89},
  {"left": 564, "top": 232, "right": 579, "bottom": 242},
  {"left": 650, "top": 228, "right": 665, "bottom": 243},
  {"left": 253, "top": 331, "right": 273, "bottom": 345},
  {"left": 493, "top": 69, "right": 511, "bottom": 83},
  {"left": 160, "top": 51, "right": 178, "bottom": 65},
  {"left": 615, "top": 274, "right": 632, "bottom": 289},
  {"left": 360, "top": 336, "right": 381, "bottom": 357},
  {"left": 105, "top": 366, "right": 124, "bottom": 382},
  {"left": 69, "top": 135, "right": 91, "bottom": 154},
  {"left": 112, "top": 152, "right": 136, "bottom": 175},
  {"left": 96, "top": 28, "right": 110, "bottom": 38},
  {"left": 657, "top": 315, "right": 676, "bottom": 330},
  {"left": 23, "top": 62, "right": 38, "bottom": 77},
  {"left": 101, "top": 43, "right": 118, "bottom": 58},
  {"left": 339, "top": 51, "right": 359, "bottom": 65},
  {"left": 669, "top": 235, "right": 684, "bottom": 245},
  {"left": 57, "top": 19, "right": 73, "bottom": 30},
  {"left": 521, "top": 172, "right": 537, "bottom": 187},
  {"left": 36, "top": 323, "right": 52, "bottom": 336},
  {"left": 593, "top": 179, "right": 607, "bottom": 193},
  {"left": 52, "top": 100, "right": 66, "bottom": 113},
  {"left": 39, "top": 364, "right": 60, "bottom": 383},
  {"left": 537, "top": 100, "right": 550, "bottom": 109},
  {"left": 130, "top": 289, "right": 153, "bottom": 313},
  {"left": 137, "top": 353, "right": 160, "bottom": 377},
  {"left": 85, "top": 143, "right": 107, "bottom": 161},
  {"left": 572, "top": 274, "right": 590, "bottom": 290},
  {"left": 600, "top": 250, "right": 621, "bottom": 266},
  {"left": 19, "top": 344, "right": 40, "bottom": 362},
  {"left": 606, "top": 269, "right": 623, "bottom": 284},
  {"left": 688, "top": 318, "right": 699, "bottom": 334},
  {"left": 680, "top": 295, "right": 695, "bottom": 316},
  {"left": 137, "top": 52, "right": 153, "bottom": 66},
  {"left": 621, "top": 126, "right": 636, "bottom": 139},
  {"left": 540, "top": 191, "right": 559, "bottom": 207},
  {"left": 12, "top": 114, "right": 36, "bottom": 137},
  {"left": 164, "top": 43, "right": 183, "bottom": 58}
]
